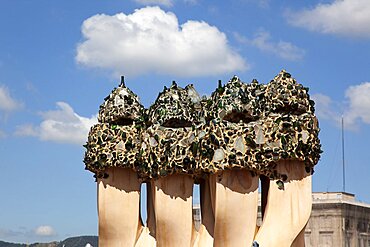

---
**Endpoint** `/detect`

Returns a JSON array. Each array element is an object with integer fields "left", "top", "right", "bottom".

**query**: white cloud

[
  {"left": 286, "top": 0, "right": 370, "bottom": 37},
  {"left": 134, "top": 0, "right": 173, "bottom": 7},
  {"left": 234, "top": 30, "right": 305, "bottom": 61},
  {"left": 76, "top": 6, "right": 247, "bottom": 77},
  {"left": 16, "top": 102, "right": 97, "bottom": 145},
  {"left": 15, "top": 124, "right": 39, "bottom": 137},
  {"left": 344, "top": 82, "right": 370, "bottom": 127},
  {"left": 312, "top": 82, "right": 370, "bottom": 130},
  {"left": 311, "top": 93, "right": 341, "bottom": 124},
  {"left": 0, "top": 85, "right": 22, "bottom": 112},
  {"left": 34, "top": 225, "right": 56, "bottom": 237}
]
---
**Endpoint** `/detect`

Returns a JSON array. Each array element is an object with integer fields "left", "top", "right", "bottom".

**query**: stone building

[
  {"left": 193, "top": 203, "right": 201, "bottom": 230},
  {"left": 192, "top": 192, "right": 370, "bottom": 246},
  {"left": 305, "top": 192, "right": 370, "bottom": 247}
]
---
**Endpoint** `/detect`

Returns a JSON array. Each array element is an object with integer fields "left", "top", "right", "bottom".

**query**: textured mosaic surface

[
  {"left": 141, "top": 124, "right": 203, "bottom": 179},
  {"left": 84, "top": 71, "right": 322, "bottom": 181},
  {"left": 206, "top": 76, "right": 264, "bottom": 122},
  {"left": 83, "top": 123, "right": 143, "bottom": 177},
  {"left": 98, "top": 77, "right": 145, "bottom": 125},
  {"left": 148, "top": 82, "right": 204, "bottom": 127},
  {"left": 264, "top": 71, "right": 315, "bottom": 116}
]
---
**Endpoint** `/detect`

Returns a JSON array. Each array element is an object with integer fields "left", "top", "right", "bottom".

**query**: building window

[
  {"left": 345, "top": 234, "right": 352, "bottom": 247},
  {"left": 319, "top": 231, "right": 333, "bottom": 247},
  {"left": 345, "top": 218, "right": 350, "bottom": 229}
]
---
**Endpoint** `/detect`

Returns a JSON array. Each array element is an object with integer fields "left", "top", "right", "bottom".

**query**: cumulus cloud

[
  {"left": 76, "top": 6, "right": 247, "bottom": 77},
  {"left": 311, "top": 93, "right": 341, "bottom": 124},
  {"left": 15, "top": 124, "right": 39, "bottom": 137},
  {"left": 0, "top": 85, "right": 22, "bottom": 112},
  {"left": 34, "top": 225, "right": 56, "bottom": 237},
  {"left": 344, "top": 82, "right": 370, "bottom": 127},
  {"left": 134, "top": 0, "right": 173, "bottom": 7},
  {"left": 312, "top": 82, "right": 370, "bottom": 130},
  {"left": 234, "top": 30, "right": 305, "bottom": 61},
  {"left": 16, "top": 102, "right": 97, "bottom": 145},
  {"left": 286, "top": 0, "right": 370, "bottom": 37}
]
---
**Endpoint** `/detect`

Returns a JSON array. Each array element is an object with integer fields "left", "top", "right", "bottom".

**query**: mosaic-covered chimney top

[
  {"left": 208, "top": 76, "right": 264, "bottom": 123},
  {"left": 98, "top": 76, "right": 144, "bottom": 125},
  {"left": 84, "top": 70, "right": 322, "bottom": 181},
  {"left": 148, "top": 81, "right": 203, "bottom": 127},
  {"left": 264, "top": 71, "right": 314, "bottom": 116}
]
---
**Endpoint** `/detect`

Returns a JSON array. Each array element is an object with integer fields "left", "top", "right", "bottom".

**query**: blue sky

[{"left": 1, "top": 0, "right": 370, "bottom": 243}]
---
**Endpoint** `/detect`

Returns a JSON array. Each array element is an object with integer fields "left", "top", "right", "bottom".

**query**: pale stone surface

[
  {"left": 210, "top": 169, "right": 259, "bottom": 246},
  {"left": 291, "top": 227, "right": 306, "bottom": 247},
  {"left": 196, "top": 179, "right": 215, "bottom": 247},
  {"left": 97, "top": 167, "right": 142, "bottom": 247},
  {"left": 97, "top": 165, "right": 315, "bottom": 246},
  {"left": 135, "top": 227, "right": 156, "bottom": 247},
  {"left": 254, "top": 160, "right": 312, "bottom": 247},
  {"left": 151, "top": 174, "right": 196, "bottom": 247},
  {"left": 97, "top": 166, "right": 314, "bottom": 246}
]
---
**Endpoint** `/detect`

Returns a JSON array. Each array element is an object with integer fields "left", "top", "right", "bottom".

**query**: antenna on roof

[
  {"left": 120, "top": 76, "right": 125, "bottom": 87},
  {"left": 342, "top": 116, "right": 346, "bottom": 192}
]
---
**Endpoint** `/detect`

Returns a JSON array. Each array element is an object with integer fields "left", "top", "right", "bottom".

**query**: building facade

[{"left": 305, "top": 192, "right": 370, "bottom": 247}]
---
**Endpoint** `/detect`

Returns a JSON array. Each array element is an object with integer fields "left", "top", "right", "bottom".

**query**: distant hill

[
  {"left": 0, "top": 236, "right": 97, "bottom": 247},
  {"left": 57, "top": 236, "right": 97, "bottom": 247},
  {"left": 0, "top": 240, "right": 26, "bottom": 247}
]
